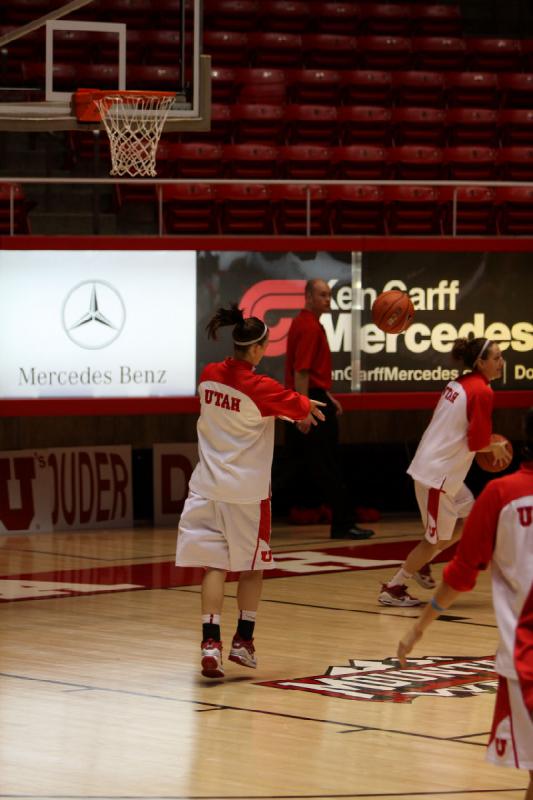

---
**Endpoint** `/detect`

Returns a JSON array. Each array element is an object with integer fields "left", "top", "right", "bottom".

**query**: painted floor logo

[{"left": 259, "top": 656, "right": 498, "bottom": 703}]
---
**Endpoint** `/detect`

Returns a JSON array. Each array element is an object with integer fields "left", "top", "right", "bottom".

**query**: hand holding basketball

[
  {"left": 475, "top": 434, "right": 513, "bottom": 473},
  {"left": 372, "top": 290, "right": 415, "bottom": 334}
]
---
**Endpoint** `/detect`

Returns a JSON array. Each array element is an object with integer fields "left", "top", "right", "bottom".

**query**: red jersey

[
  {"left": 285, "top": 308, "right": 332, "bottom": 391},
  {"left": 407, "top": 371, "right": 493, "bottom": 496},
  {"left": 190, "top": 358, "right": 310, "bottom": 503},
  {"left": 515, "top": 579, "right": 533, "bottom": 714},
  {"left": 444, "top": 463, "right": 533, "bottom": 683}
]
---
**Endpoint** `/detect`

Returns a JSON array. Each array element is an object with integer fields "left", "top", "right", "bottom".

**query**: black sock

[
  {"left": 237, "top": 619, "right": 255, "bottom": 641},
  {"left": 203, "top": 623, "right": 220, "bottom": 642}
]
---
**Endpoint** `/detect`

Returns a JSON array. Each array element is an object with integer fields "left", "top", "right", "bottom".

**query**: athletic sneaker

[
  {"left": 414, "top": 563, "right": 436, "bottom": 589},
  {"left": 229, "top": 636, "right": 257, "bottom": 669},
  {"left": 378, "top": 583, "right": 422, "bottom": 607},
  {"left": 201, "top": 638, "right": 224, "bottom": 678}
]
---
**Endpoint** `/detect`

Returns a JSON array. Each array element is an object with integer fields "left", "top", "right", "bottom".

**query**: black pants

[{"left": 285, "top": 388, "right": 353, "bottom": 533}]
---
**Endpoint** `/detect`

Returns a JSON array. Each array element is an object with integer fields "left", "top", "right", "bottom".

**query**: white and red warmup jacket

[
  {"left": 189, "top": 358, "right": 311, "bottom": 504},
  {"left": 444, "top": 463, "right": 533, "bottom": 693},
  {"left": 515, "top": 579, "right": 533, "bottom": 714},
  {"left": 407, "top": 372, "right": 493, "bottom": 495}
]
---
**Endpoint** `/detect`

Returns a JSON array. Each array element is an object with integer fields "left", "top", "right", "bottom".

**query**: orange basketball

[
  {"left": 371, "top": 290, "right": 415, "bottom": 334},
  {"left": 475, "top": 434, "right": 513, "bottom": 473}
]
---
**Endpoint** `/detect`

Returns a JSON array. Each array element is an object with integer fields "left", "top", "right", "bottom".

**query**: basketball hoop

[{"left": 73, "top": 89, "right": 176, "bottom": 177}]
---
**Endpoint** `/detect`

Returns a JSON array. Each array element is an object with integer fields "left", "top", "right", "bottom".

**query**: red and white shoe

[
  {"left": 229, "top": 636, "right": 257, "bottom": 669},
  {"left": 201, "top": 639, "right": 224, "bottom": 678},
  {"left": 378, "top": 583, "right": 422, "bottom": 607},
  {"left": 414, "top": 563, "right": 436, "bottom": 589}
]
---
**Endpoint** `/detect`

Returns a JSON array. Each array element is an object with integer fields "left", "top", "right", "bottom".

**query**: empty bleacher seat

[
  {"left": 310, "top": 3, "right": 362, "bottom": 35},
  {"left": 444, "top": 71, "right": 500, "bottom": 108},
  {"left": 410, "top": 4, "right": 463, "bottom": 37},
  {"left": 391, "top": 107, "right": 446, "bottom": 146},
  {"left": 327, "top": 184, "right": 385, "bottom": 234},
  {"left": 412, "top": 36, "right": 466, "bottom": 71},
  {"left": 125, "top": 65, "right": 180, "bottom": 91},
  {"left": 248, "top": 32, "right": 303, "bottom": 67},
  {"left": 391, "top": 70, "right": 446, "bottom": 107},
  {"left": 216, "top": 183, "right": 274, "bottom": 233},
  {"left": 222, "top": 143, "right": 279, "bottom": 178},
  {"left": 495, "top": 186, "right": 533, "bottom": 235},
  {"left": 283, "top": 104, "right": 338, "bottom": 144},
  {"left": 172, "top": 142, "right": 225, "bottom": 178},
  {"left": 271, "top": 184, "right": 329, "bottom": 234},
  {"left": 358, "top": 35, "right": 412, "bottom": 70},
  {"left": 203, "top": 31, "right": 250, "bottom": 66},
  {"left": 234, "top": 68, "right": 288, "bottom": 103},
  {"left": 286, "top": 68, "right": 342, "bottom": 104},
  {"left": 179, "top": 104, "right": 233, "bottom": 143},
  {"left": 231, "top": 103, "right": 285, "bottom": 143},
  {"left": 0, "top": 183, "right": 33, "bottom": 234},
  {"left": 204, "top": 0, "right": 259, "bottom": 32},
  {"left": 332, "top": 144, "right": 388, "bottom": 179},
  {"left": 465, "top": 38, "right": 522, "bottom": 73},
  {"left": 384, "top": 185, "right": 443, "bottom": 235},
  {"left": 360, "top": 4, "right": 412, "bottom": 36},
  {"left": 302, "top": 33, "right": 358, "bottom": 69},
  {"left": 497, "top": 146, "right": 533, "bottom": 181},
  {"left": 279, "top": 144, "right": 333, "bottom": 178},
  {"left": 444, "top": 145, "right": 498, "bottom": 180},
  {"left": 499, "top": 109, "right": 533, "bottom": 146},
  {"left": 440, "top": 186, "right": 496, "bottom": 235},
  {"left": 257, "top": 1, "right": 312, "bottom": 33},
  {"left": 340, "top": 69, "right": 392, "bottom": 105},
  {"left": 211, "top": 67, "right": 239, "bottom": 103},
  {"left": 499, "top": 73, "right": 533, "bottom": 109},
  {"left": 162, "top": 183, "right": 219, "bottom": 235},
  {"left": 388, "top": 144, "right": 444, "bottom": 180},
  {"left": 445, "top": 108, "right": 499, "bottom": 146},
  {"left": 337, "top": 105, "right": 391, "bottom": 145}
]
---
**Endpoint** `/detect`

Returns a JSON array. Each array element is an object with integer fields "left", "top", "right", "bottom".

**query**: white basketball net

[{"left": 95, "top": 93, "right": 175, "bottom": 177}]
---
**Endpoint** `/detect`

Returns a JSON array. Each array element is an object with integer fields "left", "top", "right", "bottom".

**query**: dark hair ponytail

[
  {"left": 206, "top": 302, "right": 268, "bottom": 350},
  {"left": 451, "top": 336, "right": 492, "bottom": 370}
]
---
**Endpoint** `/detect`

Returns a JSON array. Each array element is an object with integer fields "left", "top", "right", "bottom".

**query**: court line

[
  {"left": 0, "top": 671, "right": 497, "bottom": 749},
  {"left": 0, "top": 787, "right": 526, "bottom": 798}
]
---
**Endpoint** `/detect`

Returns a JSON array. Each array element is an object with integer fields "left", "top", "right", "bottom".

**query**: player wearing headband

[
  {"left": 379, "top": 336, "right": 512, "bottom": 607},
  {"left": 176, "top": 303, "right": 326, "bottom": 679},
  {"left": 398, "top": 409, "right": 533, "bottom": 799}
]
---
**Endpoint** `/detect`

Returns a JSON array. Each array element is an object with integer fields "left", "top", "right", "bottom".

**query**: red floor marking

[{"left": 0, "top": 539, "right": 457, "bottom": 602}]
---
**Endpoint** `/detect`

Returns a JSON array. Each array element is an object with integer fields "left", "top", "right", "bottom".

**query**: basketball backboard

[{"left": 0, "top": 0, "right": 211, "bottom": 133}]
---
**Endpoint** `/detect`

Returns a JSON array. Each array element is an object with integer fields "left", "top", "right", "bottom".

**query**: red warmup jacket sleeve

[
  {"left": 253, "top": 375, "right": 311, "bottom": 420},
  {"left": 466, "top": 384, "right": 493, "bottom": 452},
  {"left": 515, "top": 581, "right": 533, "bottom": 715},
  {"left": 443, "top": 480, "right": 500, "bottom": 592}
]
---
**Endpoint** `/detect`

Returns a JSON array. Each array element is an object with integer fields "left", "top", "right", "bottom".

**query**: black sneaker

[{"left": 331, "top": 525, "right": 374, "bottom": 540}]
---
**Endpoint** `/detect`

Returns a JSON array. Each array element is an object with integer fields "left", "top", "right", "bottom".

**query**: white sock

[
  {"left": 239, "top": 610, "right": 257, "bottom": 622},
  {"left": 387, "top": 566, "right": 412, "bottom": 588},
  {"left": 202, "top": 613, "right": 221, "bottom": 625}
]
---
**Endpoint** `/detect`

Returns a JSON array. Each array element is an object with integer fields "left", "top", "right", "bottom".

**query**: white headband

[
  {"left": 233, "top": 322, "right": 268, "bottom": 347},
  {"left": 477, "top": 338, "right": 491, "bottom": 361}
]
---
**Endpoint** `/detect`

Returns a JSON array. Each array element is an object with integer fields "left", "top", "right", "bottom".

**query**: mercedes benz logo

[{"left": 62, "top": 280, "right": 126, "bottom": 349}]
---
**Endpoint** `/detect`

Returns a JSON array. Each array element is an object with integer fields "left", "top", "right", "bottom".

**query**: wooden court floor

[{"left": 0, "top": 517, "right": 528, "bottom": 800}]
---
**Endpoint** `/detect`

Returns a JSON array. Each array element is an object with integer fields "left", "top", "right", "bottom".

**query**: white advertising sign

[
  {"left": 153, "top": 443, "right": 198, "bottom": 526},
  {"left": 0, "top": 250, "right": 197, "bottom": 398},
  {"left": 0, "top": 445, "right": 133, "bottom": 532}
]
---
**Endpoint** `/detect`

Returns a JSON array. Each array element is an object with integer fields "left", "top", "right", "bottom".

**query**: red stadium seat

[
  {"left": 357, "top": 35, "right": 413, "bottom": 70},
  {"left": 497, "top": 146, "right": 533, "bottom": 181},
  {"left": 494, "top": 186, "right": 533, "bottom": 235},
  {"left": 162, "top": 183, "right": 219, "bottom": 235},
  {"left": 302, "top": 33, "right": 358, "bottom": 69},
  {"left": 337, "top": 105, "right": 391, "bottom": 145},
  {"left": 126, "top": 65, "right": 180, "bottom": 90},
  {"left": 360, "top": 4, "right": 412, "bottom": 36},
  {"left": 465, "top": 38, "right": 522, "bottom": 73},
  {"left": 179, "top": 104, "right": 233, "bottom": 144},
  {"left": 445, "top": 108, "right": 499, "bottom": 147},
  {"left": 499, "top": 109, "right": 533, "bottom": 146},
  {"left": 384, "top": 185, "right": 443, "bottom": 235},
  {"left": 388, "top": 145, "right": 444, "bottom": 180},
  {"left": 222, "top": 143, "right": 279, "bottom": 178},
  {"left": 203, "top": 31, "right": 250, "bottom": 66},
  {"left": 332, "top": 144, "right": 388, "bottom": 179},
  {"left": 499, "top": 73, "right": 533, "bottom": 109},
  {"left": 310, "top": 3, "right": 362, "bottom": 35},
  {"left": 211, "top": 67, "right": 239, "bottom": 103},
  {"left": 216, "top": 183, "right": 274, "bottom": 234},
  {"left": 231, "top": 104, "right": 285, "bottom": 143},
  {"left": 391, "top": 71, "right": 446, "bottom": 107},
  {"left": 257, "top": 1, "right": 312, "bottom": 32},
  {"left": 271, "top": 184, "right": 329, "bottom": 234},
  {"left": 520, "top": 40, "right": 533, "bottom": 72},
  {"left": 0, "top": 183, "right": 33, "bottom": 234},
  {"left": 279, "top": 144, "right": 333, "bottom": 178},
  {"left": 444, "top": 145, "right": 498, "bottom": 180},
  {"left": 444, "top": 71, "right": 500, "bottom": 108},
  {"left": 140, "top": 30, "right": 183, "bottom": 65},
  {"left": 283, "top": 104, "right": 338, "bottom": 144},
  {"left": 234, "top": 68, "right": 288, "bottom": 103},
  {"left": 171, "top": 142, "right": 225, "bottom": 178},
  {"left": 412, "top": 36, "right": 466, "bottom": 71},
  {"left": 327, "top": 184, "right": 385, "bottom": 234},
  {"left": 286, "top": 68, "right": 342, "bottom": 104},
  {"left": 440, "top": 186, "right": 496, "bottom": 235},
  {"left": 340, "top": 69, "right": 392, "bottom": 105},
  {"left": 204, "top": 0, "right": 259, "bottom": 31},
  {"left": 410, "top": 4, "right": 463, "bottom": 37},
  {"left": 391, "top": 107, "right": 446, "bottom": 146},
  {"left": 248, "top": 32, "right": 303, "bottom": 67}
]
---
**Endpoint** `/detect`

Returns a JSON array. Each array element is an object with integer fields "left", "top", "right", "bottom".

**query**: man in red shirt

[{"left": 284, "top": 278, "right": 374, "bottom": 540}]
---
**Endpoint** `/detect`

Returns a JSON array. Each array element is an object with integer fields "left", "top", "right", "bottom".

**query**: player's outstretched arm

[{"left": 397, "top": 582, "right": 461, "bottom": 667}]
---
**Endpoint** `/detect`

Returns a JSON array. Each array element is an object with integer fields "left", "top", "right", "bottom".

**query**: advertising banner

[
  {"left": 153, "top": 443, "right": 199, "bottom": 526},
  {"left": 0, "top": 445, "right": 132, "bottom": 533},
  {"left": 196, "top": 251, "right": 533, "bottom": 393},
  {"left": 0, "top": 250, "right": 197, "bottom": 398}
]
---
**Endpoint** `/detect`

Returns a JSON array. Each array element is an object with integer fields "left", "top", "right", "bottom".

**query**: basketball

[
  {"left": 475, "top": 434, "right": 513, "bottom": 473},
  {"left": 371, "top": 290, "right": 415, "bottom": 334}
]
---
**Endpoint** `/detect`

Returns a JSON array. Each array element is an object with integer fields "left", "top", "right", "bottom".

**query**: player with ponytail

[{"left": 176, "top": 303, "right": 325, "bottom": 679}]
